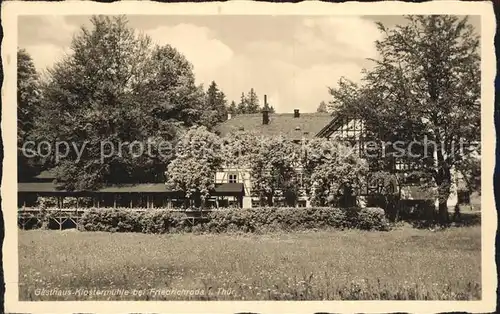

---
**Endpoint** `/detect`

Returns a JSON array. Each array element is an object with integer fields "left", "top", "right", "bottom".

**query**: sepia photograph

[{"left": 2, "top": 1, "right": 496, "bottom": 313}]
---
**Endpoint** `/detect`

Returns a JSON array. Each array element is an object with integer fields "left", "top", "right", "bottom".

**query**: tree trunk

[
  {"left": 434, "top": 151, "right": 452, "bottom": 225},
  {"left": 453, "top": 203, "right": 461, "bottom": 221},
  {"left": 384, "top": 196, "right": 399, "bottom": 222},
  {"left": 438, "top": 200, "right": 449, "bottom": 225},
  {"left": 267, "top": 192, "right": 273, "bottom": 207},
  {"left": 437, "top": 180, "right": 451, "bottom": 225}
]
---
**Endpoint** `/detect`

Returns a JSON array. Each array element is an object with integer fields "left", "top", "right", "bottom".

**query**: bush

[{"left": 356, "top": 207, "right": 390, "bottom": 231}]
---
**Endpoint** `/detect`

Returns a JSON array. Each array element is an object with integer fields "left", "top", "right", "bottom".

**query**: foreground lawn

[{"left": 18, "top": 226, "right": 481, "bottom": 300}]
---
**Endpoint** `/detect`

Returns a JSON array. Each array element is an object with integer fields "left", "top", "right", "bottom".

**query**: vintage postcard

[{"left": 2, "top": 1, "right": 496, "bottom": 313}]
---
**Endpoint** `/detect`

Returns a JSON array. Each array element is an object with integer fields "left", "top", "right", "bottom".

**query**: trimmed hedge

[
  {"left": 205, "top": 207, "right": 389, "bottom": 233},
  {"left": 20, "top": 206, "right": 389, "bottom": 233},
  {"left": 79, "top": 208, "right": 187, "bottom": 233},
  {"left": 76, "top": 206, "right": 390, "bottom": 233}
]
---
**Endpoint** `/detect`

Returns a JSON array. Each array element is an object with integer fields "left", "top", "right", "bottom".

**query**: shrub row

[
  {"left": 21, "top": 206, "right": 390, "bottom": 233},
  {"left": 204, "top": 207, "right": 390, "bottom": 233},
  {"left": 77, "top": 206, "right": 390, "bottom": 233}
]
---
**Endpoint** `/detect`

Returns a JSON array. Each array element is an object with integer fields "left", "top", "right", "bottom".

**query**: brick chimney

[
  {"left": 262, "top": 94, "right": 270, "bottom": 125},
  {"left": 294, "top": 109, "right": 300, "bottom": 118}
]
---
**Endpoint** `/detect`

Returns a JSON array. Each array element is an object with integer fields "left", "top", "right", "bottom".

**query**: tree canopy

[
  {"left": 165, "top": 126, "right": 223, "bottom": 206},
  {"left": 329, "top": 15, "right": 480, "bottom": 223},
  {"left": 17, "top": 48, "right": 42, "bottom": 181},
  {"left": 316, "top": 101, "right": 328, "bottom": 113},
  {"left": 31, "top": 16, "right": 208, "bottom": 190},
  {"left": 201, "top": 81, "right": 228, "bottom": 127},
  {"left": 230, "top": 88, "right": 275, "bottom": 114},
  {"left": 302, "top": 138, "right": 368, "bottom": 207},
  {"left": 249, "top": 136, "right": 301, "bottom": 206}
]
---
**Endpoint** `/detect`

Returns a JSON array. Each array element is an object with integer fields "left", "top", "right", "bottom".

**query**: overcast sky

[{"left": 18, "top": 15, "right": 480, "bottom": 113}]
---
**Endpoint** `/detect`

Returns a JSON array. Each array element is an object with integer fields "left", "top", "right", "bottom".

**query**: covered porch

[{"left": 18, "top": 182, "right": 246, "bottom": 209}]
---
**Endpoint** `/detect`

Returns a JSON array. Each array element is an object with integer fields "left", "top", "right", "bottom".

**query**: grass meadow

[{"left": 18, "top": 225, "right": 481, "bottom": 301}]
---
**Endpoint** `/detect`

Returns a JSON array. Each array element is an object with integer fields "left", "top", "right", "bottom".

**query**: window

[
  {"left": 395, "top": 159, "right": 410, "bottom": 171},
  {"left": 337, "top": 119, "right": 364, "bottom": 141},
  {"left": 394, "top": 156, "right": 422, "bottom": 185},
  {"left": 228, "top": 173, "right": 238, "bottom": 183},
  {"left": 395, "top": 158, "right": 421, "bottom": 172}
]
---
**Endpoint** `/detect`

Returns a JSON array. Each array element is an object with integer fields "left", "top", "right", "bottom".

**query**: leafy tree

[
  {"left": 456, "top": 151, "right": 481, "bottom": 195},
  {"left": 221, "top": 129, "right": 261, "bottom": 168},
  {"left": 34, "top": 15, "right": 205, "bottom": 190},
  {"left": 250, "top": 136, "right": 300, "bottom": 206},
  {"left": 165, "top": 126, "right": 223, "bottom": 207},
  {"left": 145, "top": 44, "right": 205, "bottom": 127},
  {"left": 317, "top": 101, "right": 328, "bottom": 113},
  {"left": 17, "top": 48, "right": 42, "bottom": 181},
  {"left": 329, "top": 16, "right": 480, "bottom": 224},
  {"left": 302, "top": 138, "right": 368, "bottom": 207}
]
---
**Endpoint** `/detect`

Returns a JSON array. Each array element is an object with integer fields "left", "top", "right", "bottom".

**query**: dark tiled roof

[
  {"left": 18, "top": 182, "right": 65, "bottom": 193},
  {"left": 216, "top": 113, "right": 333, "bottom": 140},
  {"left": 18, "top": 182, "right": 171, "bottom": 193},
  {"left": 98, "top": 183, "right": 172, "bottom": 193},
  {"left": 18, "top": 182, "right": 244, "bottom": 195}
]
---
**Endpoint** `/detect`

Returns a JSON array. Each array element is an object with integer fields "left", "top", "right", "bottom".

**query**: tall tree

[
  {"left": 329, "top": 16, "right": 480, "bottom": 224},
  {"left": 34, "top": 15, "right": 205, "bottom": 190},
  {"left": 227, "top": 100, "right": 237, "bottom": 115},
  {"left": 201, "top": 81, "right": 221, "bottom": 127},
  {"left": 215, "top": 85, "right": 228, "bottom": 122},
  {"left": 205, "top": 81, "right": 227, "bottom": 122},
  {"left": 246, "top": 88, "right": 260, "bottom": 114},
  {"left": 200, "top": 81, "right": 228, "bottom": 126},
  {"left": 317, "top": 101, "right": 328, "bottom": 113},
  {"left": 145, "top": 44, "right": 205, "bottom": 128},
  {"left": 17, "top": 49, "right": 42, "bottom": 181},
  {"left": 237, "top": 92, "right": 247, "bottom": 114},
  {"left": 165, "top": 126, "right": 223, "bottom": 207}
]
